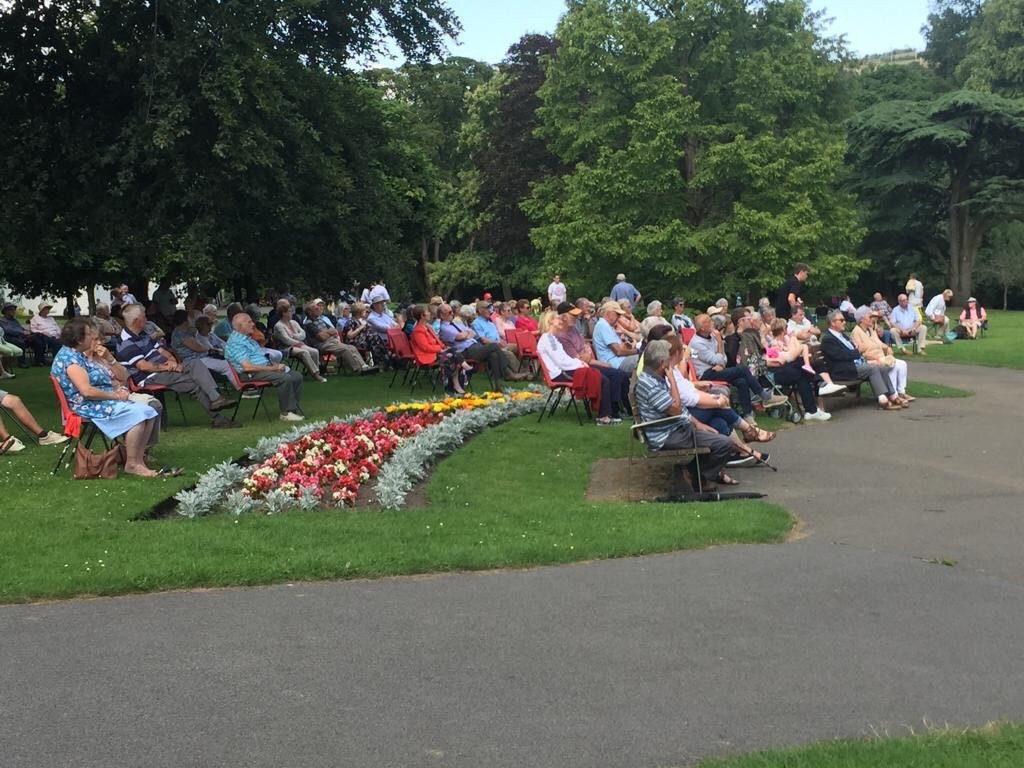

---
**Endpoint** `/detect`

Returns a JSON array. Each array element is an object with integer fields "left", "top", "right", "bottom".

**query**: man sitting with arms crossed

[
  {"left": 592, "top": 301, "right": 640, "bottom": 373},
  {"left": 303, "top": 300, "right": 373, "bottom": 374},
  {"left": 226, "top": 313, "right": 305, "bottom": 422},
  {"left": 889, "top": 293, "right": 928, "bottom": 355},
  {"left": 689, "top": 313, "right": 786, "bottom": 422},
  {"left": 785, "top": 305, "right": 820, "bottom": 342},
  {"left": 820, "top": 310, "right": 903, "bottom": 411},
  {"left": 116, "top": 303, "right": 240, "bottom": 428},
  {"left": 634, "top": 339, "right": 735, "bottom": 492}
]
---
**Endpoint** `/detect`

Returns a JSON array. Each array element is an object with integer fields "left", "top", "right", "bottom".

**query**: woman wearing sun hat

[{"left": 959, "top": 297, "right": 987, "bottom": 339}]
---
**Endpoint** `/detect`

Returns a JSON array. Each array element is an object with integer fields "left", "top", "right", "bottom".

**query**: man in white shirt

[
  {"left": 29, "top": 303, "right": 61, "bottom": 340},
  {"left": 924, "top": 289, "right": 953, "bottom": 340},
  {"left": 785, "top": 305, "right": 820, "bottom": 342},
  {"left": 547, "top": 275, "right": 567, "bottom": 309}
]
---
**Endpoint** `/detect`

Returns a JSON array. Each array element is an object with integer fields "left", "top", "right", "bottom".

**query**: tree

[
  {"left": 976, "top": 221, "right": 1024, "bottom": 309},
  {"left": 922, "top": 0, "right": 983, "bottom": 84},
  {"left": 848, "top": 90, "right": 1024, "bottom": 300},
  {"left": 957, "top": 0, "right": 1024, "bottom": 96},
  {"left": 0, "top": 1, "right": 461, "bottom": 301},
  {"left": 524, "top": 0, "right": 865, "bottom": 306}
]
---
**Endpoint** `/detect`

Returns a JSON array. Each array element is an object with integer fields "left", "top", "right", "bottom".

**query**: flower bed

[{"left": 174, "top": 390, "right": 543, "bottom": 517}]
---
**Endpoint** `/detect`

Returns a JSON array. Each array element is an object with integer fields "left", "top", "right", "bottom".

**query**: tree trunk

[
  {"left": 947, "top": 175, "right": 982, "bottom": 301},
  {"left": 1004, "top": 283, "right": 1009, "bottom": 311},
  {"left": 86, "top": 285, "right": 96, "bottom": 315},
  {"left": 420, "top": 237, "right": 433, "bottom": 296}
]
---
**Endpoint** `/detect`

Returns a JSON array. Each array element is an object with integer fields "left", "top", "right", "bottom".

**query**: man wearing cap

[
  {"left": 28, "top": 303, "right": 63, "bottom": 360},
  {"left": 690, "top": 313, "right": 786, "bottom": 420},
  {"left": 303, "top": 301, "right": 372, "bottom": 374},
  {"left": 540, "top": 304, "right": 627, "bottom": 424},
  {"left": 924, "top": 289, "right": 953, "bottom": 340},
  {"left": 555, "top": 302, "right": 631, "bottom": 413},
  {"left": 472, "top": 301, "right": 523, "bottom": 375},
  {"left": 547, "top": 275, "right": 567, "bottom": 309},
  {"left": 609, "top": 273, "right": 641, "bottom": 310},
  {"left": 592, "top": 301, "right": 640, "bottom": 373}
]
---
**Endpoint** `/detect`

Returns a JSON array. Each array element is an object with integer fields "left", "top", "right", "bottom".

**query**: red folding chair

[
  {"left": 224, "top": 364, "right": 273, "bottom": 422},
  {"left": 536, "top": 355, "right": 590, "bottom": 425},
  {"left": 504, "top": 329, "right": 518, "bottom": 344},
  {"left": 386, "top": 328, "right": 419, "bottom": 389},
  {"left": 681, "top": 327, "right": 696, "bottom": 345},
  {"left": 49, "top": 376, "right": 109, "bottom": 475},
  {"left": 512, "top": 330, "right": 540, "bottom": 378},
  {"left": 128, "top": 377, "right": 188, "bottom": 427},
  {"left": 388, "top": 328, "right": 441, "bottom": 393}
]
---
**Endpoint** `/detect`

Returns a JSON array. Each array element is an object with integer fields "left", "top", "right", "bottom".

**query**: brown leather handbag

[{"left": 73, "top": 444, "right": 125, "bottom": 480}]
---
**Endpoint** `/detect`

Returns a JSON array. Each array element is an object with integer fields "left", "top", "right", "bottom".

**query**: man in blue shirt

[
  {"left": 116, "top": 303, "right": 240, "bottom": 428},
  {"left": 592, "top": 301, "right": 640, "bottom": 373},
  {"left": 438, "top": 303, "right": 528, "bottom": 383},
  {"left": 889, "top": 294, "right": 928, "bottom": 354},
  {"left": 226, "top": 314, "right": 305, "bottom": 421},
  {"left": 609, "top": 273, "right": 641, "bottom": 309},
  {"left": 471, "top": 301, "right": 523, "bottom": 375}
]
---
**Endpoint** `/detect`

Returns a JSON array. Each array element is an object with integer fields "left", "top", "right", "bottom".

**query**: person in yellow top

[
  {"left": 850, "top": 306, "right": 914, "bottom": 406},
  {"left": 905, "top": 272, "right": 924, "bottom": 319}
]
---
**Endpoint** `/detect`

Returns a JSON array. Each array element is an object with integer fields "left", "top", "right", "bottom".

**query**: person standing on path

[
  {"left": 609, "top": 274, "right": 641, "bottom": 310},
  {"left": 906, "top": 272, "right": 924, "bottom": 318},
  {"left": 774, "top": 263, "right": 808, "bottom": 320}
]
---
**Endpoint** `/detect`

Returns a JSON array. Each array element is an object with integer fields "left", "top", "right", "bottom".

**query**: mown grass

[
  {"left": 0, "top": 365, "right": 792, "bottom": 603},
  {"left": 695, "top": 723, "right": 1024, "bottom": 768},
  {"left": 914, "top": 309, "right": 1023, "bottom": 370},
  {"left": 905, "top": 380, "right": 971, "bottom": 398}
]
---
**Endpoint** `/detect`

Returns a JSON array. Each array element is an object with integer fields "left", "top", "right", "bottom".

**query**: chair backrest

[
  {"left": 681, "top": 327, "right": 696, "bottom": 345},
  {"left": 514, "top": 330, "right": 539, "bottom": 357},
  {"left": 387, "top": 327, "right": 414, "bottom": 361},
  {"left": 685, "top": 358, "right": 700, "bottom": 383},
  {"left": 49, "top": 375, "right": 82, "bottom": 438},
  {"left": 504, "top": 329, "right": 517, "bottom": 344},
  {"left": 225, "top": 362, "right": 246, "bottom": 390}
]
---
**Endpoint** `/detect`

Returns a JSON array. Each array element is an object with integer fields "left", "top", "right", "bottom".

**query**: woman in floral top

[{"left": 51, "top": 318, "right": 164, "bottom": 477}]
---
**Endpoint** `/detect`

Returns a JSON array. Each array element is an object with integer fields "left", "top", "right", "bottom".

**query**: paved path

[{"left": 3, "top": 363, "right": 1023, "bottom": 768}]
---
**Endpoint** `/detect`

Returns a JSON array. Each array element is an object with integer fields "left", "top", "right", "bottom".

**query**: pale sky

[{"left": 433, "top": 0, "right": 930, "bottom": 64}]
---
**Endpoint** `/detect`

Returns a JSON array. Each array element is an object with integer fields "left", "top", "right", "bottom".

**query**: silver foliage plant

[
  {"left": 375, "top": 394, "right": 545, "bottom": 510},
  {"left": 172, "top": 393, "right": 543, "bottom": 518}
]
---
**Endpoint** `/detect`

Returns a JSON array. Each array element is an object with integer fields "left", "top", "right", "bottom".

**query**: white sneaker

[
  {"left": 38, "top": 431, "right": 70, "bottom": 446},
  {"left": 5, "top": 437, "right": 26, "bottom": 452},
  {"left": 280, "top": 412, "right": 305, "bottom": 422},
  {"left": 240, "top": 390, "right": 260, "bottom": 399},
  {"left": 804, "top": 409, "right": 831, "bottom": 421},
  {"left": 0, "top": 371, "right": 14, "bottom": 379},
  {"left": 819, "top": 382, "right": 846, "bottom": 396}
]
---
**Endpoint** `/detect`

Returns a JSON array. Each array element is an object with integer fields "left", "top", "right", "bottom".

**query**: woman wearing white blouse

[{"left": 274, "top": 306, "right": 326, "bottom": 382}]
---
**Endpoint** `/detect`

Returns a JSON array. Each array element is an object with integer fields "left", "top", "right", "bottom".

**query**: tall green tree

[
  {"left": 524, "top": 0, "right": 865, "bottom": 305},
  {"left": 848, "top": 91, "right": 1024, "bottom": 300},
  {"left": 957, "top": 0, "right": 1024, "bottom": 96},
  {"left": 922, "top": 0, "right": 982, "bottom": 84},
  {"left": 976, "top": 221, "right": 1024, "bottom": 309},
  {"left": 0, "top": 1, "right": 460, "bottom": 301}
]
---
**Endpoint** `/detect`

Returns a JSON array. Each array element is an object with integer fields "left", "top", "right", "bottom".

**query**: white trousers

[{"left": 887, "top": 358, "right": 908, "bottom": 394}]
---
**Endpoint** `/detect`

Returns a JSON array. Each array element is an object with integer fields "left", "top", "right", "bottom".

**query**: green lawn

[
  {"left": 913, "top": 309, "right": 1023, "bottom": 370},
  {"left": 0, "top": 365, "right": 792, "bottom": 603},
  {"left": 695, "top": 723, "right": 1024, "bottom": 767}
]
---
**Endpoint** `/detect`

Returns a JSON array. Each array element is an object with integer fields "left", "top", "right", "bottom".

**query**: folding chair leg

[
  {"left": 569, "top": 395, "right": 582, "bottom": 425},
  {"left": 1, "top": 407, "right": 37, "bottom": 443},
  {"left": 388, "top": 366, "right": 401, "bottom": 388},
  {"left": 538, "top": 389, "right": 558, "bottom": 422},
  {"left": 52, "top": 439, "right": 75, "bottom": 475},
  {"left": 175, "top": 392, "right": 187, "bottom": 426}
]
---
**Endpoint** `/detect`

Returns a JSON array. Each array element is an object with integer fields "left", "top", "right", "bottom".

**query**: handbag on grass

[{"left": 73, "top": 443, "right": 125, "bottom": 480}]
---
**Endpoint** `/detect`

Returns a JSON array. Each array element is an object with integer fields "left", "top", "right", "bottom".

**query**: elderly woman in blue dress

[{"left": 51, "top": 317, "right": 164, "bottom": 477}]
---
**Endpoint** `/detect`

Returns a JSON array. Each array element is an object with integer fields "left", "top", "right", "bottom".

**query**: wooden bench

[{"left": 630, "top": 414, "right": 711, "bottom": 495}]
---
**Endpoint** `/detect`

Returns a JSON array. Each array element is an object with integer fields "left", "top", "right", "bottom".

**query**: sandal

[
  {"left": 156, "top": 466, "right": 185, "bottom": 477},
  {"left": 717, "top": 472, "right": 740, "bottom": 486},
  {"left": 742, "top": 426, "right": 776, "bottom": 443}
]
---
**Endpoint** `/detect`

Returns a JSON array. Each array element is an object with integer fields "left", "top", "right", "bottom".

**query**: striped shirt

[
  {"left": 115, "top": 328, "right": 169, "bottom": 384},
  {"left": 634, "top": 369, "right": 690, "bottom": 450}
]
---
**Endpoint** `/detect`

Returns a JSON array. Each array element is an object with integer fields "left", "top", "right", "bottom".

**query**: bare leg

[
  {"left": 123, "top": 422, "right": 157, "bottom": 476},
  {"left": 0, "top": 394, "right": 45, "bottom": 434}
]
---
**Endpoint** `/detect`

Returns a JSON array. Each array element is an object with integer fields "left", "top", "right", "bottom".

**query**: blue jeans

[{"left": 689, "top": 406, "right": 740, "bottom": 437}]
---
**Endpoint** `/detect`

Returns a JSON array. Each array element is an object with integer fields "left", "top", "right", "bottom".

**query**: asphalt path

[{"left": 3, "top": 362, "right": 1023, "bottom": 768}]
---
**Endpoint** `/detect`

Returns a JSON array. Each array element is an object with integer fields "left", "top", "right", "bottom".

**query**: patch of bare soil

[{"left": 586, "top": 458, "right": 679, "bottom": 502}]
